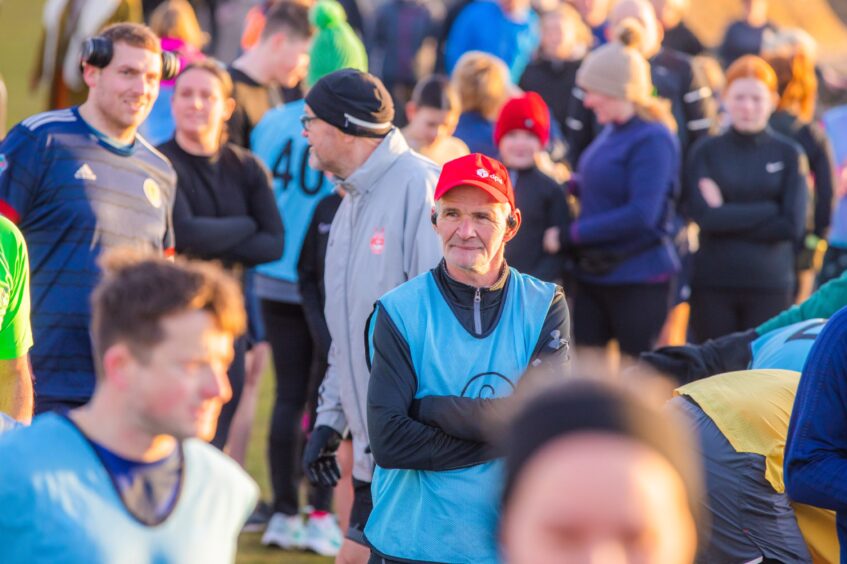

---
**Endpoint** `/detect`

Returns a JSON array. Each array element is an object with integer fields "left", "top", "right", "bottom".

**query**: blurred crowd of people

[{"left": 1, "top": 0, "right": 847, "bottom": 562}]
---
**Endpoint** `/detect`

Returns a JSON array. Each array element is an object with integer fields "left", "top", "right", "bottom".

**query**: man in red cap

[{"left": 364, "top": 153, "right": 571, "bottom": 563}]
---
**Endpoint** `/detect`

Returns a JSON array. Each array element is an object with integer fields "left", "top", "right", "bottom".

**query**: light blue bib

[
  {"left": 0, "top": 413, "right": 257, "bottom": 564},
  {"left": 365, "top": 269, "right": 555, "bottom": 563},
  {"left": 251, "top": 99, "right": 334, "bottom": 282},
  {"left": 750, "top": 318, "right": 826, "bottom": 372}
]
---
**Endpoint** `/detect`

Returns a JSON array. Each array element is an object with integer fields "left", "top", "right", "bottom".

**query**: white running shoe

[
  {"left": 304, "top": 513, "right": 343, "bottom": 557},
  {"left": 261, "top": 513, "right": 305, "bottom": 549}
]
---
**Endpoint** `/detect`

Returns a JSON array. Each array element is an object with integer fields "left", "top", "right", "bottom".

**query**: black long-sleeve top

[
  {"left": 519, "top": 58, "right": 582, "bottom": 141},
  {"left": 662, "top": 22, "right": 705, "bottom": 57},
  {"left": 297, "top": 191, "right": 343, "bottom": 359},
  {"left": 158, "top": 139, "right": 284, "bottom": 268},
  {"left": 684, "top": 127, "right": 808, "bottom": 290},
  {"left": 503, "top": 166, "right": 572, "bottom": 282},
  {"left": 366, "top": 261, "right": 570, "bottom": 470},
  {"left": 770, "top": 110, "right": 836, "bottom": 239}
]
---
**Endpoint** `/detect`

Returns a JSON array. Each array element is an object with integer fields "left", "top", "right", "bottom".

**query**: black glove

[{"left": 303, "top": 425, "right": 342, "bottom": 487}]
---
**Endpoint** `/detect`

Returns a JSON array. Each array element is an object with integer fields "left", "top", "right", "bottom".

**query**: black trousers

[
  {"left": 689, "top": 286, "right": 792, "bottom": 343},
  {"left": 210, "top": 334, "right": 246, "bottom": 449},
  {"left": 573, "top": 280, "right": 671, "bottom": 357},
  {"left": 262, "top": 299, "right": 332, "bottom": 515}
]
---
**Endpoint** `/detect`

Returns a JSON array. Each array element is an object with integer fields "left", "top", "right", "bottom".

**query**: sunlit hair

[
  {"left": 261, "top": 0, "right": 313, "bottom": 41},
  {"left": 725, "top": 55, "right": 779, "bottom": 94},
  {"left": 149, "top": 0, "right": 208, "bottom": 49},
  {"left": 451, "top": 51, "right": 511, "bottom": 120},
  {"left": 765, "top": 52, "right": 817, "bottom": 123}
]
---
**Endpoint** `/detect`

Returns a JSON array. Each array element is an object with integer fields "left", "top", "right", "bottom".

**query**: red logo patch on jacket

[{"left": 370, "top": 228, "right": 385, "bottom": 255}]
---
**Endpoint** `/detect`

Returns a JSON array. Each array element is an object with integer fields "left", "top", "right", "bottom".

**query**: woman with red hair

[{"left": 685, "top": 55, "right": 808, "bottom": 342}]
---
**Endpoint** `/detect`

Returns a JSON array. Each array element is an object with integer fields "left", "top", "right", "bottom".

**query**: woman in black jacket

[
  {"left": 766, "top": 52, "right": 836, "bottom": 295},
  {"left": 158, "top": 60, "right": 284, "bottom": 448},
  {"left": 686, "top": 55, "right": 807, "bottom": 342}
]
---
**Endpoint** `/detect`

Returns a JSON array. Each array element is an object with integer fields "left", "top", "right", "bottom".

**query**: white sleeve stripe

[
  {"left": 683, "top": 87, "right": 713, "bottom": 103},
  {"left": 687, "top": 118, "right": 713, "bottom": 131},
  {"left": 566, "top": 118, "right": 584, "bottom": 131},
  {"left": 22, "top": 109, "right": 75, "bottom": 130}
]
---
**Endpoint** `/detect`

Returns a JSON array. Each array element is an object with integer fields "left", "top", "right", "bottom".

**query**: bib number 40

[{"left": 272, "top": 138, "right": 325, "bottom": 195}]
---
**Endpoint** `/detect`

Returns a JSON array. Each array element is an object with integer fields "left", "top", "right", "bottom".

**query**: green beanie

[{"left": 307, "top": 1, "right": 368, "bottom": 88}]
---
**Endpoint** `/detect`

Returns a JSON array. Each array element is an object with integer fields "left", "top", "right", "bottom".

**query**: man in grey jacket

[{"left": 299, "top": 69, "right": 442, "bottom": 563}]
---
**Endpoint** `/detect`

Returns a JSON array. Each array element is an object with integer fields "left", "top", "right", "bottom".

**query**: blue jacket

[
  {"left": 445, "top": 0, "right": 539, "bottom": 83},
  {"left": 454, "top": 111, "right": 497, "bottom": 158},
  {"left": 784, "top": 306, "right": 847, "bottom": 561}
]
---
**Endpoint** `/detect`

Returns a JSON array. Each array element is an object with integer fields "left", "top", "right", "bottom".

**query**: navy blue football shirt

[{"left": 0, "top": 107, "right": 176, "bottom": 403}]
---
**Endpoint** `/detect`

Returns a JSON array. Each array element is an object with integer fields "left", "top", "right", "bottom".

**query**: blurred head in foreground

[
  {"left": 91, "top": 249, "right": 246, "bottom": 441},
  {"left": 500, "top": 378, "right": 701, "bottom": 564}
]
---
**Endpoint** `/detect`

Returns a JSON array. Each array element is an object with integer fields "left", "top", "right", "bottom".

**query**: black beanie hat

[
  {"left": 305, "top": 69, "right": 394, "bottom": 138},
  {"left": 501, "top": 380, "right": 702, "bottom": 524}
]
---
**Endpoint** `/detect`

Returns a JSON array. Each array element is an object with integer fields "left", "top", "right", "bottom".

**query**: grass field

[{"left": 0, "top": 1, "right": 329, "bottom": 561}]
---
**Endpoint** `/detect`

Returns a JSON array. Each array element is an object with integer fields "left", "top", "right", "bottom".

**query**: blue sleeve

[
  {"left": 784, "top": 307, "right": 847, "bottom": 511},
  {"left": 444, "top": 4, "right": 476, "bottom": 76},
  {"left": 573, "top": 132, "right": 677, "bottom": 245},
  {"left": 0, "top": 125, "right": 43, "bottom": 223}
]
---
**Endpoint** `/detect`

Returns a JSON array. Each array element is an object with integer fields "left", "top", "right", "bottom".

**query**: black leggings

[
  {"left": 211, "top": 334, "right": 246, "bottom": 449},
  {"left": 262, "top": 299, "right": 332, "bottom": 515},
  {"left": 689, "top": 286, "right": 792, "bottom": 343},
  {"left": 573, "top": 280, "right": 671, "bottom": 357}
]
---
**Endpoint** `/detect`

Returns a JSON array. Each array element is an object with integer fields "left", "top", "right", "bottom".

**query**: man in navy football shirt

[{"left": 0, "top": 23, "right": 176, "bottom": 413}]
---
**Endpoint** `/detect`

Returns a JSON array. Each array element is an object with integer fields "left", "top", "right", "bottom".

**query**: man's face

[
  {"left": 501, "top": 433, "right": 697, "bottom": 564},
  {"left": 87, "top": 42, "right": 162, "bottom": 133},
  {"left": 435, "top": 185, "right": 517, "bottom": 276},
  {"left": 126, "top": 310, "right": 234, "bottom": 441},
  {"left": 303, "top": 104, "right": 346, "bottom": 176},
  {"left": 271, "top": 33, "right": 311, "bottom": 88}
]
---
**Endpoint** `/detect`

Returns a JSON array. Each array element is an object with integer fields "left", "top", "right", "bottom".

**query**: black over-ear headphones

[
  {"left": 431, "top": 211, "right": 518, "bottom": 229},
  {"left": 81, "top": 36, "right": 180, "bottom": 81}
]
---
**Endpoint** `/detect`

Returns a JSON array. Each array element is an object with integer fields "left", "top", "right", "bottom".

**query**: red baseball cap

[{"left": 434, "top": 153, "right": 515, "bottom": 210}]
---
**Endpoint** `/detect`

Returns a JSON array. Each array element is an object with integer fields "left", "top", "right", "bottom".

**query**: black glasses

[{"left": 300, "top": 115, "right": 319, "bottom": 131}]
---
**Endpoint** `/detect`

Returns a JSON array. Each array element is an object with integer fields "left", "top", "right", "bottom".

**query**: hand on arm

[
  {"left": 367, "top": 305, "right": 490, "bottom": 470},
  {"left": 411, "top": 289, "right": 571, "bottom": 443}
]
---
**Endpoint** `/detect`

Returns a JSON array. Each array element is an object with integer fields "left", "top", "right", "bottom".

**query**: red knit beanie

[{"left": 494, "top": 92, "right": 551, "bottom": 147}]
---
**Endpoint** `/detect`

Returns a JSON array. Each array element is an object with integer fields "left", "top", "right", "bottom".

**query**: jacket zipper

[{"left": 474, "top": 287, "right": 482, "bottom": 335}]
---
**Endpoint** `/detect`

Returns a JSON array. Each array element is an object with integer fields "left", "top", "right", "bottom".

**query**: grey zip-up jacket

[{"left": 317, "top": 129, "right": 442, "bottom": 482}]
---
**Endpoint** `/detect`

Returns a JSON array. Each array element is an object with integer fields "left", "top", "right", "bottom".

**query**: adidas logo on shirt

[{"left": 74, "top": 164, "right": 97, "bottom": 181}]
